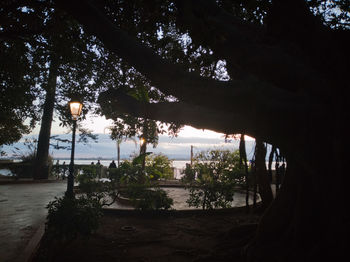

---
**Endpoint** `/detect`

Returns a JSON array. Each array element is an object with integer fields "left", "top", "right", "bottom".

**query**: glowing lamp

[
  {"left": 140, "top": 137, "right": 145, "bottom": 146},
  {"left": 69, "top": 101, "right": 83, "bottom": 120}
]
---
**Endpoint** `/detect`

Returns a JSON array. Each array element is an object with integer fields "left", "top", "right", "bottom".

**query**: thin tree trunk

[
  {"left": 33, "top": 55, "right": 59, "bottom": 179},
  {"left": 268, "top": 145, "right": 275, "bottom": 184},
  {"left": 117, "top": 141, "right": 120, "bottom": 167},
  {"left": 255, "top": 139, "right": 274, "bottom": 210},
  {"left": 239, "top": 134, "right": 250, "bottom": 210}
]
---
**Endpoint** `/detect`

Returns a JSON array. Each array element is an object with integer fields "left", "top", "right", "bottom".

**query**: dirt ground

[{"left": 33, "top": 208, "right": 260, "bottom": 262}]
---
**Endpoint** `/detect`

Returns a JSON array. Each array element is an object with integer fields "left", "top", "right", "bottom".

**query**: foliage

[
  {"left": 76, "top": 166, "right": 97, "bottom": 184},
  {"left": 76, "top": 165, "right": 119, "bottom": 206},
  {"left": 181, "top": 164, "right": 196, "bottom": 183},
  {"left": 46, "top": 195, "right": 103, "bottom": 240},
  {"left": 7, "top": 138, "right": 54, "bottom": 178},
  {"left": 109, "top": 153, "right": 174, "bottom": 184},
  {"left": 0, "top": 40, "right": 40, "bottom": 146},
  {"left": 186, "top": 181, "right": 236, "bottom": 210},
  {"left": 124, "top": 183, "right": 173, "bottom": 210},
  {"left": 108, "top": 158, "right": 145, "bottom": 184},
  {"left": 145, "top": 153, "right": 173, "bottom": 180},
  {"left": 184, "top": 149, "right": 245, "bottom": 210},
  {"left": 76, "top": 160, "right": 173, "bottom": 210},
  {"left": 11, "top": 138, "right": 38, "bottom": 163}
]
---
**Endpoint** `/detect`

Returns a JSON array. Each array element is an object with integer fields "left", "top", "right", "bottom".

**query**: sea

[
  {"left": 1, "top": 159, "right": 281, "bottom": 178},
  {"left": 54, "top": 159, "right": 190, "bottom": 169},
  {"left": 54, "top": 159, "right": 190, "bottom": 179},
  {"left": 0, "top": 159, "right": 190, "bottom": 179}
]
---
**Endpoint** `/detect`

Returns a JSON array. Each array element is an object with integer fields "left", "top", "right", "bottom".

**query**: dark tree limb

[{"left": 56, "top": 0, "right": 314, "bottom": 112}]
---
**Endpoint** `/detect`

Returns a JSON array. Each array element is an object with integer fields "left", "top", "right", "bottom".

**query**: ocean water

[
  {"left": 0, "top": 159, "right": 189, "bottom": 178},
  {"left": 1, "top": 159, "right": 282, "bottom": 178},
  {"left": 54, "top": 159, "right": 189, "bottom": 179},
  {"left": 54, "top": 159, "right": 190, "bottom": 169}
]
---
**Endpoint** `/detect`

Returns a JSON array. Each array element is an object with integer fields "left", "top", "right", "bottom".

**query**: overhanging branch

[
  {"left": 57, "top": 0, "right": 309, "bottom": 116},
  {"left": 98, "top": 89, "right": 310, "bottom": 148}
]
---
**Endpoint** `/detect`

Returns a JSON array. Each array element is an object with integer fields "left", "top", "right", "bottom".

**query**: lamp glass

[
  {"left": 69, "top": 101, "right": 83, "bottom": 120},
  {"left": 140, "top": 137, "right": 145, "bottom": 146}
]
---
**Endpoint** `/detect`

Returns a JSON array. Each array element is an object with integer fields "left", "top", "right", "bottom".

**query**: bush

[
  {"left": 124, "top": 183, "right": 173, "bottom": 210},
  {"left": 76, "top": 165, "right": 97, "bottom": 184},
  {"left": 184, "top": 149, "right": 245, "bottom": 210},
  {"left": 46, "top": 195, "right": 103, "bottom": 240},
  {"left": 109, "top": 153, "right": 174, "bottom": 184},
  {"left": 181, "top": 164, "right": 196, "bottom": 183},
  {"left": 76, "top": 165, "right": 119, "bottom": 207},
  {"left": 109, "top": 160, "right": 141, "bottom": 184},
  {"left": 145, "top": 153, "right": 173, "bottom": 180}
]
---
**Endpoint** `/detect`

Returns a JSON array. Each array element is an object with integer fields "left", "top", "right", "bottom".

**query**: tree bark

[
  {"left": 33, "top": 55, "right": 58, "bottom": 179},
  {"left": 254, "top": 139, "right": 273, "bottom": 210},
  {"left": 55, "top": 0, "right": 349, "bottom": 259},
  {"left": 239, "top": 134, "right": 250, "bottom": 209}
]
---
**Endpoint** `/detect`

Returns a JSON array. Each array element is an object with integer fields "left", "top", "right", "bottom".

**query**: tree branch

[
  {"left": 58, "top": 0, "right": 325, "bottom": 151},
  {"left": 175, "top": 0, "right": 330, "bottom": 96},
  {"left": 98, "top": 89, "right": 310, "bottom": 149},
  {"left": 56, "top": 0, "right": 310, "bottom": 115}
]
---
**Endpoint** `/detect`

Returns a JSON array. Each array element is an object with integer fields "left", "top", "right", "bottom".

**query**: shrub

[
  {"left": 137, "top": 188, "right": 173, "bottom": 210},
  {"left": 109, "top": 160, "right": 141, "bottom": 184},
  {"left": 76, "top": 165, "right": 97, "bottom": 184},
  {"left": 46, "top": 195, "right": 103, "bottom": 240},
  {"left": 77, "top": 166, "right": 119, "bottom": 207},
  {"left": 124, "top": 183, "right": 173, "bottom": 210},
  {"left": 181, "top": 164, "right": 196, "bottom": 183},
  {"left": 184, "top": 149, "right": 245, "bottom": 210},
  {"left": 145, "top": 153, "right": 173, "bottom": 180}
]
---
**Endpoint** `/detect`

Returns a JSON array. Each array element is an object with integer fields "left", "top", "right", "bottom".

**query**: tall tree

[
  {"left": 32, "top": 10, "right": 101, "bottom": 179},
  {"left": 1, "top": 3, "right": 103, "bottom": 178},
  {"left": 55, "top": 0, "right": 349, "bottom": 260},
  {"left": 2, "top": 0, "right": 349, "bottom": 260}
]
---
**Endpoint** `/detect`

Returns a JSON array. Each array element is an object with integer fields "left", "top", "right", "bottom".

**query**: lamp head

[
  {"left": 140, "top": 137, "right": 145, "bottom": 146},
  {"left": 69, "top": 101, "right": 83, "bottom": 120}
]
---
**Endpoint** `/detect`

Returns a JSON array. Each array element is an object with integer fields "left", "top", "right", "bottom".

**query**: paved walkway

[{"left": 0, "top": 181, "right": 66, "bottom": 262}]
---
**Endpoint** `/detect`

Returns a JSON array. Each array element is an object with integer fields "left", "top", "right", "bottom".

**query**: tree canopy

[{"left": 1, "top": 0, "right": 349, "bottom": 260}]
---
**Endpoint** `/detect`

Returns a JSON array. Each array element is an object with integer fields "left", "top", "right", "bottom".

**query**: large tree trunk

[
  {"left": 33, "top": 55, "right": 58, "bottom": 179},
  {"left": 56, "top": 0, "right": 349, "bottom": 259},
  {"left": 246, "top": 124, "right": 347, "bottom": 261}
]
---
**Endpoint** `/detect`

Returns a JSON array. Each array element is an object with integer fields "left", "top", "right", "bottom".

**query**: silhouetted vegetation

[{"left": 1, "top": 0, "right": 349, "bottom": 260}]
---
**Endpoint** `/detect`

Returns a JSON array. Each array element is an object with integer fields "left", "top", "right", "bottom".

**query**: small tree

[
  {"left": 185, "top": 149, "right": 245, "bottom": 210},
  {"left": 145, "top": 153, "right": 174, "bottom": 180}
]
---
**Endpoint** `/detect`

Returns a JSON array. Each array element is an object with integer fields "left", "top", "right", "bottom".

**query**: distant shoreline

[{"left": 53, "top": 157, "right": 191, "bottom": 161}]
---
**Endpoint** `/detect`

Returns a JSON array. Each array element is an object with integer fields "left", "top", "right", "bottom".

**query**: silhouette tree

[
  {"left": 58, "top": 1, "right": 348, "bottom": 260},
  {"left": 2, "top": 0, "right": 349, "bottom": 260}
]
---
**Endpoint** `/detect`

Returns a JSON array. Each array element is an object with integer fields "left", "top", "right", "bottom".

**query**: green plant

[
  {"left": 46, "top": 195, "right": 103, "bottom": 240},
  {"left": 187, "top": 181, "right": 236, "bottom": 210},
  {"left": 76, "top": 165, "right": 97, "bottom": 184},
  {"left": 181, "top": 164, "right": 196, "bottom": 183},
  {"left": 109, "top": 153, "right": 173, "bottom": 184},
  {"left": 109, "top": 159, "right": 142, "bottom": 184},
  {"left": 184, "top": 149, "right": 245, "bottom": 210},
  {"left": 77, "top": 166, "right": 119, "bottom": 207},
  {"left": 138, "top": 188, "right": 173, "bottom": 210},
  {"left": 124, "top": 183, "right": 173, "bottom": 210},
  {"left": 145, "top": 153, "right": 173, "bottom": 180}
]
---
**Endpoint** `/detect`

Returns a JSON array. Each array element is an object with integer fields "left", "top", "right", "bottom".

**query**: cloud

[{"left": 1, "top": 134, "right": 256, "bottom": 160}]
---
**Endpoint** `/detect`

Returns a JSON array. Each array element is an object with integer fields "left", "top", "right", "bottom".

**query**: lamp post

[
  {"left": 139, "top": 137, "right": 146, "bottom": 177},
  {"left": 139, "top": 137, "right": 145, "bottom": 155},
  {"left": 66, "top": 100, "right": 83, "bottom": 197}
]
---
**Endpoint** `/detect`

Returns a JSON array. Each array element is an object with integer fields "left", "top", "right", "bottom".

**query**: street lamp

[
  {"left": 66, "top": 100, "right": 83, "bottom": 197},
  {"left": 139, "top": 137, "right": 146, "bottom": 175},
  {"left": 139, "top": 137, "right": 145, "bottom": 154}
]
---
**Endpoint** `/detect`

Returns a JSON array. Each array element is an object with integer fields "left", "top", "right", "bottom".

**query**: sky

[
  {"left": 30, "top": 114, "right": 228, "bottom": 139},
  {"left": 3, "top": 115, "right": 255, "bottom": 160}
]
